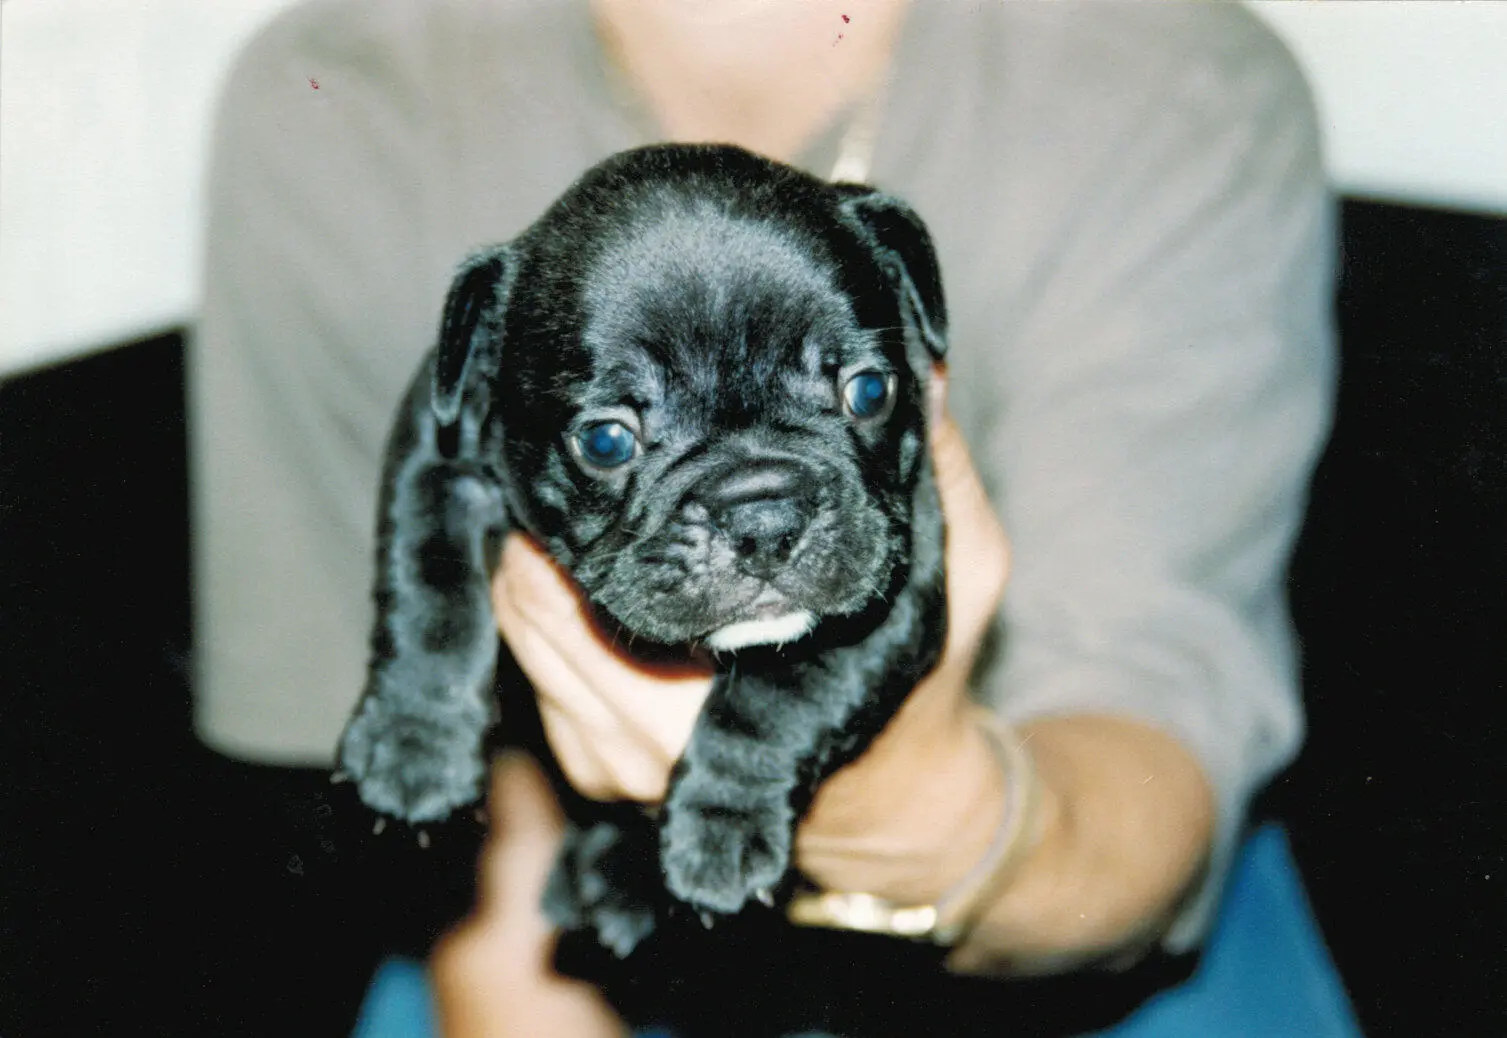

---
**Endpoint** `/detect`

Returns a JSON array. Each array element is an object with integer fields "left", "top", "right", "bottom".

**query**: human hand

[
  {"left": 430, "top": 754, "right": 628, "bottom": 1038},
  {"left": 490, "top": 366, "right": 1012, "bottom": 902},
  {"left": 792, "top": 370, "right": 1013, "bottom": 904},
  {"left": 489, "top": 533, "right": 715, "bottom": 805}
]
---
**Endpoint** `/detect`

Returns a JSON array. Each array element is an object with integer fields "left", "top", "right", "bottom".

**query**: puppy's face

[
  {"left": 450, "top": 147, "right": 947, "bottom": 650},
  {"left": 557, "top": 207, "right": 926, "bottom": 650}
]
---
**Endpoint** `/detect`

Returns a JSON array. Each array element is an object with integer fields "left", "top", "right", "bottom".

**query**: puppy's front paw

[
  {"left": 544, "top": 821, "right": 659, "bottom": 958},
  {"left": 338, "top": 702, "right": 485, "bottom": 823},
  {"left": 660, "top": 798, "right": 792, "bottom": 915}
]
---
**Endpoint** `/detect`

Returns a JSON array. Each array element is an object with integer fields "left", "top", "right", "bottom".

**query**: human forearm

[
  {"left": 948, "top": 714, "right": 1215, "bottom": 973},
  {"left": 795, "top": 708, "right": 1215, "bottom": 975}
]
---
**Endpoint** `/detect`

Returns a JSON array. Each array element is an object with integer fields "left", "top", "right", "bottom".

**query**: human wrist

[
  {"left": 791, "top": 710, "right": 1049, "bottom": 948},
  {"left": 945, "top": 717, "right": 1211, "bottom": 974},
  {"left": 794, "top": 701, "right": 1013, "bottom": 907}
]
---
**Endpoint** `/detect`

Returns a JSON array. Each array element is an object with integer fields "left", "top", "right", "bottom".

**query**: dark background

[{"left": 3, "top": 198, "right": 1504, "bottom": 1035}]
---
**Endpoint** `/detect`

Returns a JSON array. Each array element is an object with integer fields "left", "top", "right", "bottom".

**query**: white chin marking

[{"left": 702, "top": 611, "right": 816, "bottom": 652}]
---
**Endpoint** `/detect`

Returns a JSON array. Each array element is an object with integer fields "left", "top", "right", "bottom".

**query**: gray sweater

[{"left": 190, "top": 0, "right": 1334, "bottom": 950}]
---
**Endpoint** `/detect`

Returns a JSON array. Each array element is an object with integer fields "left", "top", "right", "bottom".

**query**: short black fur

[{"left": 338, "top": 144, "right": 950, "bottom": 963}]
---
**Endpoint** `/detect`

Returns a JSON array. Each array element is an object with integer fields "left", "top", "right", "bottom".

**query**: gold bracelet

[{"left": 787, "top": 711, "right": 1042, "bottom": 946}]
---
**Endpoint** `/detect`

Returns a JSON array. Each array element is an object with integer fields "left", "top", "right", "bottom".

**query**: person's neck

[{"left": 592, "top": 0, "right": 907, "bottom": 163}]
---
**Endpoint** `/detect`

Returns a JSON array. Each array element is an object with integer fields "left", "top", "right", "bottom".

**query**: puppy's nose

[
  {"left": 702, "top": 462, "right": 813, "bottom": 575},
  {"left": 722, "top": 498, "right": 806, "bottom": 571}
]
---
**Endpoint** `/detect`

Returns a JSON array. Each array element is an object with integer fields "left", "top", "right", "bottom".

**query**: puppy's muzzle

[{"left": 698, "top": 460, "right": 816, "bottom": 579}]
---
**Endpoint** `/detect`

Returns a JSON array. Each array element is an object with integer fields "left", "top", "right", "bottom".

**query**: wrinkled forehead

[{"left": 578, "top": 206, "right": 863, "bottom": 382}]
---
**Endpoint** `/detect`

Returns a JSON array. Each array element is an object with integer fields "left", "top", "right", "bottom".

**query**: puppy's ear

[
  {"left": 433, "top": 245, "right": 517, "bottom": 426},
  {"left": 837, "top": 189, "right": 947, "bottom": 359}
]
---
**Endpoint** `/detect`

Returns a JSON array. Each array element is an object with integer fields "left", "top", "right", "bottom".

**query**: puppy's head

[{"left": 435, "top": 145, "right": 946, "bottom": 651}]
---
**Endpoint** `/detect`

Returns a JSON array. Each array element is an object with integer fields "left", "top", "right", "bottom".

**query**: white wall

[
  {"left": 2, "top": 0, "right": 1505, "bottom": 377},
  {"left": 0, "top": 0, "right": 301, "bottom": 376},
  {"left": 1248, "top": 1, "right": 1507, "bottom": 214}
]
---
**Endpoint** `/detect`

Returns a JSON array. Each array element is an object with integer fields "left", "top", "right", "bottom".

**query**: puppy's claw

[
  {"left": 329, "top": 770, "right": 349, "bottom": 785},
  {"left": 755, "top": 887, "right": 775, "bottom": 908},
  {"left": 699, "top": 910, "right": 715, "bottom": 930},
  {"left": 416, "top": 829, "right": 431, "bottom": 850},
  {"left": 472, "top": 808, "right": 488, "bottom": 826},
  {"left": 372, "top": 817, "right": 387, "bottom": 836}
]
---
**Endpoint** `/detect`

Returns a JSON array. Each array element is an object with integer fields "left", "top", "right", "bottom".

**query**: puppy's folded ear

[
  {"left": 433, "top": 245, "right": 518, "bottom": 427},
  {"left": 836, "top": 189, "right": 948, "bottom": 359}
]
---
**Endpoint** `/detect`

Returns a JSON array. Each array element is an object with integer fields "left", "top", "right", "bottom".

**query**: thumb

[
  {"left": 925, "top": 397, "right": 1011, "bottom": 662},
  {"left": 432, "top": 754, "right": 627, "bottom": 1037},
  {"left": 931, "top": 412, "right": 999, "bottom": 539},
  {"left": 479, "top": 752, "right": 566, "bottom": 914}
]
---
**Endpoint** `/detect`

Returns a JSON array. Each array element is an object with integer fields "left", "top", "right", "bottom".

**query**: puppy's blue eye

[
  {"left": 574, "top": 421, "right": 637, "bottom": 469},
  {"left": 842, "top": 371, "right": 894, "bottom": 420}
]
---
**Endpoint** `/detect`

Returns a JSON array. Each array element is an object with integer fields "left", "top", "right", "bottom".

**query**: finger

[
  {"left": 434, "top": 754, "right": 626, "bottom": 1037},
  {"left": 478, "top": 752, "right": 566, "bottom": 918},
  {"left": 494, "top": 564, "right": 694, "bottom": 803},
  {"left": 497, "top": 535, "right": 712, "bottom": 688},
  {"left": 930, "top": 413, "right": 989, "bottom": 525},
  {"left": 498, "top": 588, "right": 704, "bottom": 796},
  {"left": 928, "top": 363, "right": 948, "bottom": 433},
  {"left": 501, "top": 600, "right": 677, "bottom": 801},
  {"left": 494, "top": 534, "right": 712, "bottom": 761},
  {"left": 492, "top": 535, "right": 585, "bottom": 636},
  {"left": 927, "top": 413, "right": 1011, "bottom": 661},
  {"left": 537, "top": 697, "right": 684, "bottom": 804},
  {"left": 489, "top": 751, "right": 561, "bottom": 841},
  {"left": 931, "top": 415, "right": 1010, "bottom": 573},
  {"left": 492, "top": 541, "right": 680, "bottom": 758},
  {"left": 535, "top": 697, "right": 631, "bottom": 801}
]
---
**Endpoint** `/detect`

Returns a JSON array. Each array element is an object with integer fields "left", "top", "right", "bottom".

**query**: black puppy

[{"left": 338, "top": 143, "right": 949, "bottom": 957}]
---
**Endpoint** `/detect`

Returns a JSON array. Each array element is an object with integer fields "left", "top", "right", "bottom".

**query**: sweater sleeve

[
  {"left": 189, "top": 1, "right": 453, "bottom": 763},
  {"left": 973, "top": 21, "right": 1336, "bottom": 951}
]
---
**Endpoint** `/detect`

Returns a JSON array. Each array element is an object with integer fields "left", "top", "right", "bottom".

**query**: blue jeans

[{"left": 352, "top": 825, "right": 1361, "bottom": 1038}]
